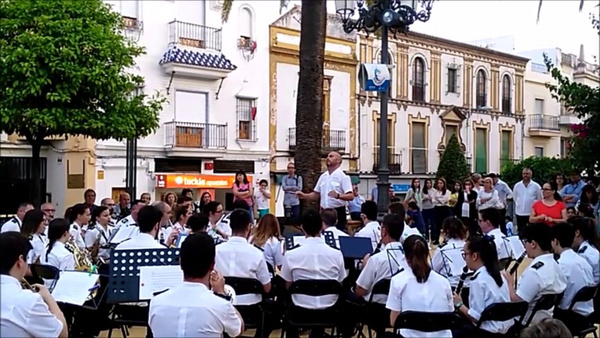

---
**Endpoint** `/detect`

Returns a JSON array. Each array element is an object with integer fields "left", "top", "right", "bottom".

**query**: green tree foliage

[
  {"left": 436, "top": 134, "right": 469, "bottom": 187},
  {"left": 543, "top": 53, "right": 600, "bottom": 175},
  {"left": 0, "top": 0, "right": 165, "bottom": 205},
  {"left": 500, "top": 156, "right": 575, "bottom": 188}
]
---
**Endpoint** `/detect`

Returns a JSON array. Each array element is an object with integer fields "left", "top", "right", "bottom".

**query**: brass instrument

[
  {"left": 65, "top": 238, "right": 101, "bottom": 301},
  {"left": 21, "top": 278, "right": 39, "bottom": 292},
  {"left": 89, "top": 235, "right": 102, "bottom": 264}
]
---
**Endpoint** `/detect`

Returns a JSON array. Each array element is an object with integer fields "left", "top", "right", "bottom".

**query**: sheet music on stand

[
  {"left": 504, "top": 236, "right": 526, "bottom": 260},
  {"left": 139, "top": 265, "right": 183, "bottom": 300},
  {"left": 439, "top": 248, "right": 465, "bottom": 278},
  {"left": 108, "top": 226, "right": 139, "bottom": 244},
  {"left": 51, "top": 271, "right": 100, "bottom": 306}
]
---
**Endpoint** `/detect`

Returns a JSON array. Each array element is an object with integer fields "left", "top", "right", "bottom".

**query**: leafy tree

[
  {"left": 222, "top": 0, "right": 326, "bottom": 206},
  {"left": 500, "top": 156, "right": 575, "bottom": 188},
  {"left": 543, "top": 53, "right": 600, "bottom": 175},
  {"left": 0, "top": 0, "right": 165, "bottom": 206},
  {"left": 436, "top": 134, "right": 469, "bottom": 187}
]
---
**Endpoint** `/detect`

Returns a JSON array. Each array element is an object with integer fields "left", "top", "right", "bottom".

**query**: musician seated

[
  {"left": 502, "top": 223, "right": 567, "bottom": 325},
  {"left": 20, "top": 210, "right": 48, "bottom": 264},
  {"left": 67, "top": 203, "right": 90, "bottom": 250},
  {"left": 115, "top": 206, "right": 165, "bottom": 250},
  {"left": 84, "top": 206, "right": 114, "bottom": 262},
  {"left": 550, "top": 222, "right": 595, "bottom": 332},
  {"left": 453, "top": 236, "right": 514, "bottom": 336},
  {"left": 320, "top": 208, "right": 348, "bottom": 248},
  {"left": 149, "top": 233, "right": 244, "bottom": 337},
  {"left": 479, "top": 209, "right": 511, "bottom": 269},
  {"left": 249, "top": 214, "right": 284, "bottom": 271},
  {"left": 187, "top": 212, "right": 209, "bottom": 235},
  {"left": 568, "top": 216, "right": 600, "bottom": 285},
  {"left": 0, "top": 232, "right": 68, "bottom": 338},
  {"left": 388, "top": 202, "right": 421, "bottom": 243},
  {"left": 355, "top": 201, "right": 380, "bottom": 251},
  {"left": 354, "top": 213, "right": 408, "bottom": 336},
  {"left": 386, "top": 235, "right": 454, "bottom": 337},
  {"left": 205, "top": 201, "right": 232, "bottom": 242},
  {"left": 432, "top": 217, "right": 468, "bottom": 289},
  {"left": 42, "top": 218, "right": 76, "bottom": 273},
  {"left": 281, "top": 209, "right": 346, "bottom": 338}
]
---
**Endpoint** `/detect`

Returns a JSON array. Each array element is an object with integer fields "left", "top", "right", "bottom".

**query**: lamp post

[{"left": 335, "top": 0, "right": 434, "bottom": 216}]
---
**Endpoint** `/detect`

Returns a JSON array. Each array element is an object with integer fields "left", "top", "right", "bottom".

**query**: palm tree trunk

[{"left": 295, "top": 0, "right": 327, "bottom": 210}]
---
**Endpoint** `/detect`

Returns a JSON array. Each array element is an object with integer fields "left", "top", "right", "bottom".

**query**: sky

[{"left": 322, "top": 0, "right": 600, "bottom": 63}]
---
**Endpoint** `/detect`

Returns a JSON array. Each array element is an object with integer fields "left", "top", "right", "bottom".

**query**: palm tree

[
  {"left": 222, "top": 0, "right": 328, "bottom": 205},
  {"left": 536, "top": 0, "right": 585, "bottom": 22}
]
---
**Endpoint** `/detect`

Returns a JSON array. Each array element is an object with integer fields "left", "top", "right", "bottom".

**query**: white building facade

[
  {"left": 95, "top": 0, "right": 284, "bottom": 205},
  {"left": 357, "top": 32, "right": 529, "bottom": 197}
]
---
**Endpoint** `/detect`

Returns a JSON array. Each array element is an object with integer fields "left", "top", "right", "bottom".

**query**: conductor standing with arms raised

[{"left": 297, "top": 152, "right": 354, "bottom": 231}]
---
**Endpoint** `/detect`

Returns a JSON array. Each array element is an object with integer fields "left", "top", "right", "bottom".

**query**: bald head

[
  {"left": 326, "top": 151, "right": 342, "bottom": 169},
  {"left": 152, "top": 201, "right": 172, "bottom": 227}
]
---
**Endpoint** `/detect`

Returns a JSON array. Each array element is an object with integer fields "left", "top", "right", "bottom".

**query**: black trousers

[
  {"left": 498, "top": 208, "right": 507, "bottom": 234},
  {"left": 516, "top": 215, "right": 529, "bottom": 232},
  {"left": 432, "top": 206, "right": 450, "bottom": 244},
  {"left": 335, "top": 206, "right": 348, "bottom": 232}
]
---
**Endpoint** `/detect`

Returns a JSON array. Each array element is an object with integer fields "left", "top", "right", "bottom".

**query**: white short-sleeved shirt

[
  {"left": 69, "top": 222, "right": 86, "bottom": 250},
  {"left": 149, "top": 282, "right": 242, "bottom": 338},
  {"left": 116, "top": 233, "right": 165, "bottom": 250},
  {"left": 84, "top": 223, "right": 114, "bottom": 261},
  {"left": 356, "top": 241, "right": 409, "bottom": 304},
  {"left": 513, "top": 181, "right": 542, "bottom": 216},
  {"left": 42, "top": 241, "right": 75, "bottom": 272},
  {"left": 557, "top": 249, "right": 595, "bottom": 317},
  {"left": 215, "top": 236, "right": 272, "bottom": 305},
  {"left": 115, "top": 215, "right": 135, "bottom": 229},
  {"left": 516, "top": 253, "right": 567, "bottom": 324},
  {"left": 27, "top": 234, "right": 48, "bottom": 264},
  {"left": 280, "top": 237, "right": 346, "bottom": 309},
  {"left": 577, "top": 241, "right": 600, "bottom": 285},
  {"left": 314, "top": 168, "right": 353, "bottom": 209},
  {"left": 249, "top": 236, "right": 284, "bottom": 270},
  {"left": 401, "top": 225, "right": 422, "bottom": 244},
  {"left": 486, "top": 228, "right": 511, "bottom": 261},
  {"left": 207, "top": 219, "right": 232, "bottom": 242},
  {"left": 254, "top": 189, "right": 270, "bottom": 210},
  {"left": 385, "top": 269, "right": 454, "bottom": 338},
  {"left": 355, "top": 221, "right": 381, "bottom": 251},
  {"left": 468, "top": 267, "right": 514, "bottom": 334},
  {"left": 431, "top": 238, "right": 467, "bottom": 288},
  {"left": 0, "top": 275, "right": 64, "bottom": 338},
  {"left": 1, "top": 217, "right": 21, "bottom": 233},
  {"left": 322, "top": 226, "right": 349, "bottom": 249}
]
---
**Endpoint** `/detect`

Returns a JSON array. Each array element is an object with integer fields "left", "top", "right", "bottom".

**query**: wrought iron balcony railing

[
  {"left": 288, "top": 128, "right": 347, "bottom": 153},
  {"left": 529, "top": 114, "right": 560, "bottom": 131},
  {"left": 372, "top": 147, "right": 402, "bottom": 175},
  {"left": 168, "top": 20, "right": 222, "bottom": 51},
  {"left": 165, "top": 121, "right": 227, "bottom": 149}
]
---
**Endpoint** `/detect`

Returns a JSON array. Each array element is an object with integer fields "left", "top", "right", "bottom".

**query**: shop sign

[{"left": 156, "top": 174, "right": 252, "bottom": 189}]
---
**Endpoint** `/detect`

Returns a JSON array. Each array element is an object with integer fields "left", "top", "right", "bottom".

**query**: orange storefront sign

[{"left": 156, "top": 174, "right": 252, "bottom": 189}]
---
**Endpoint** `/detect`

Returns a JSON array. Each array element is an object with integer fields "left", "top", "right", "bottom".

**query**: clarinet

[
  {"left": 455, "top": 265, "right": 471, "bottom": 295},
  {"left": 508, "top": 252, "right": 527, "bottom": 275}
]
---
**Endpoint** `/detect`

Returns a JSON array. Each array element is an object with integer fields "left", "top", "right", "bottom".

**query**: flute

[
  {"left": 455, "top": 265, "right": 472, "bottom": 295},
  {"left": 508, "top": 252, "right": 527, "bottom": 275}
]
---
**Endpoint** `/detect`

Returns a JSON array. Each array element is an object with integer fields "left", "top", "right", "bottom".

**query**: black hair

[
  {"left": 20, "top": 209, "right": 45, "bottom": 238},
  {"left": 229, "top": 209, "right": 251, "bottom": 234},
  {"left": 436, "top": 178, "right": 447, "bottom": 195},
  {"left": 407, "top": 201, "right": 420, "bottom": 211},
  {"left": 176, "top": 195, "right": 193, "bottom": 205},
  {"left": 259, "top": 179, "right": 268, "bottom": 186},
  {"left": 551, "top": 222, "right": 575, "bottom": 249},
  {"left": 520, "top": 222, "right": 553, "bottom": 252},
  {"left": 181, "top": 189, "right": 193, "bottom": 197},
  {"left": 232, "top": 199, "right": 249, "bottom": 210},
  {"left": 580, "top": 185, "right": 599, "bottom": 206},
  {"left": 404, "top": 235, "right": 431, "bottom": 283},
  {"left": 567, "top": 206, "right": 577, "bottom": 215},
  {"left": 568, "top": 216, "right": 600, "bottom": 248},
  {"left": 442, "top": 217, "right": 467, "bottom": 240},
  {"left": 542, "top": 181, "right": 562, "bottom": 201},
  {"left": 467, "top": 236, "right": 503, "bottom": 287},
  {"left": 187, "top": 213, "right": 209, "bottom": 233},
  {"left": 234, "top": 170, "right": 249, "bottom": 186},
  {"left": 199, "top": 192, "right": 212, "bottom": 211},
  {"left": 138, "top": 205, "right": 163, "bottom": 233},
  {"left": 410, "top": 178, "right": 420, "bottom": 194},
  {"left": 131, "top": 199, "right": 145, "bottom": 209},
  {"left": 452, "top": 181, "right": 462, "bottom": 194},
  {"left": 46, "top": 218, "right": 70, "bottom": 261},
  {"left": 301, "top": 209, "right": 322, "bottom": 237},
  {"left": 382, "top": 213, "right": 404, "bottom": 241},
  {"left": 0, "top": 232, "right": 32, "bottom": 275},
  {"left": 18, "top": 202, "right": 33, "bottom": 210},
  {"left": 577, "top": 203, "right": 595, "bottom": 219},
  {"left": 84, "top": 189, "right": 96, "bottom": 197},
  {"left": 69, "top": 203, "right": 89, "bottom": 224},
  {"left": 180, "top": 233, "right": 215, "bottom": 279},
  {"left": 361, "top": 200, "right": 378, "bottom": 221},
  {"left": 204, "top": 201, "right": 222, "bottom": 215},
  {"left": 422, "top": 179, "right": 432, "bottom": 195},
  {"left": 388, "top": 202, "right": 406, "bottom": 220},
  {"left": 320, "top": 208, "right": 337, "bottom": 228},
  {"left": 174, "top": 205, "right": 190, "bottom": 223},
  {"left": 479, "top": 208, "right": 501, "bottom": 229},
  {"left": 91, "top": 206, "right": 110, "bottom": 225}
]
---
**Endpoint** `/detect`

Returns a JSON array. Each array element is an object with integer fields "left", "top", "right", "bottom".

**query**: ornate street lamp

[{"left": 335, "top": 0, "right": 434, "bottom": 215}]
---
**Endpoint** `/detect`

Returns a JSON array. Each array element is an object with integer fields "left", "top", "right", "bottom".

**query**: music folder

[{"left": 338, "top": 236, "right": 372, "bottom": 259}]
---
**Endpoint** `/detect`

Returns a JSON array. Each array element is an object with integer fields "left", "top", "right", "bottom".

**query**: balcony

[
  {"left": 159, "top": 21, "right": 236, "bottom": 80},
  {"left": 164, "top": 122, "right": 227, "bottom": 156},
  {"left": 372, "top": 148, "right": 402, "bottom": 175},
  {"left": 559, "top": 106, "right": 582, "bottom": 125},
  {"left": 288, "top": 128, "right": 346, "bottom": 154},
  {"left": 528, "top": 114, "right": 560, "bottom": 137}
]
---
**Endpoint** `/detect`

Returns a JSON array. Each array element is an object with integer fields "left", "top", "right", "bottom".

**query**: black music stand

[
  {"left": 386, "top": 247, "right": 405, "bottom": 276},
  {"left": 284, "top": 233, "right": 337, "bottom": 251},
  {"left": 82, "top": 272, "right": 109, "bottom": 310}
]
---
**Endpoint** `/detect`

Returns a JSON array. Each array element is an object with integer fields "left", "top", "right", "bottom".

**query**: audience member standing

[
  {"left": 560, "top": 171, "right": 585, "bottom": 209},
  {"left": 281, "top": 162, "right": 302, "bottom": 220},
  {"left": 513, "top": 168, "right": 542, "bottom": 231}
]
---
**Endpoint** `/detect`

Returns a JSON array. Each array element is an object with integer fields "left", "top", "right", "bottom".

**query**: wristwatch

[
  {"left": 454, "top": 302, "right": 463, "bottom": 310},
  {"left": 214, "top": 292, "right": 232, "bottom": 302}
]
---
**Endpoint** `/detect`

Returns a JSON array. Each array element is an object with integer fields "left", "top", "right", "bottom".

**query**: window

[
  {"left": 500, "top": 131, "right": 512, "bottom": 168},
  {"left": 560, "top": 138, "right": 570, "bottom": 158},
  {"left": 411, "top": 122, "right": 427, "bottom": 173},
  {"left": 412, "top": 58, "right": 425, "bottom": 102},
  {"left": 476, "top": 70, "right": 487, "bottom": 108},
  {"left": 445, "top": 125, "right": 458, "bottom": 144},
  {"left": 376, "top": 51, "right": 393, "bottom": 97},
  {"left": 475, "top": 128, "right": 487, "bottom": 173},
  {"left": 238, "top": 7, "right": 253, "bottom": 48},
  {"left": 535, "top": 99, "right": 544, "bottom": 114},
  {"left": 447, "top": 68, "right": 458, "bottom": 93},
  {"left": 502, "top": 75, "right": 512, "bottom": 113},
  {"left": 236, "top": 98, "right": 256, "bottom": 140},
  {"left": 534, "top": 147, "right": 544, "bottom": 157}
]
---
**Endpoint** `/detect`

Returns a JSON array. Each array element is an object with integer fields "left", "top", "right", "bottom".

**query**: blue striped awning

[{"left": 159, "top": 46, "right": 237, "bottom": 71}]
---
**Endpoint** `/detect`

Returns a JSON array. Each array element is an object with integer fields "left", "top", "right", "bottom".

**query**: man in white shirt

[
  {"left": 478, "top": 208, "right": 511, "bottom": 269},
  {"left": 297, "top": 151, "right": 353, "bottom": 231},
  {"left": 149, "top": 232, "right": 244, "bottom": 337},
  {"left": 355, "top": 201, "right": 381, "bottom": 251},
  {"left": 281, "top": 209, "right": 346, "bottom": 337},
  {"left": 550, "top": 222, "right": 595, "bottom": 333},
  {"left": 115, "top": 199, "right": 146, "bottom": 229},
  {"left": 1, "top": 202, "right": 34, "bottom": 233},
  {"left": 116, "top": 205, "right": 165, "bottom": 251},
  {"left": 513, "top": 168, "right": 542, "bottom": 231},
  {"left": 503, "top": 223, "right": 567, "bottom": 325},
  {"left": 0, "top": 232, "right": 68, "bottom": 338},
  {"left": 321, "top": 208, "right": 348, "bottom": 248},
  {"left": 215, "top": 209, "right": 272, "bottom": 337}
]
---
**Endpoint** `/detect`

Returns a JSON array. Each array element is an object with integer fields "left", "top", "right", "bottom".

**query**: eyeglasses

[
  {"left": 461, "top": 251, "right": 472, "bottom": 259},
  {"left": 42, "top": 209, "right": 56, "bottom": 213}
]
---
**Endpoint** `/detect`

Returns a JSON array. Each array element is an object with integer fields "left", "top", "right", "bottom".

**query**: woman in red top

[{"left": 529, "top": 181, "right": 567, "bottom": 226}]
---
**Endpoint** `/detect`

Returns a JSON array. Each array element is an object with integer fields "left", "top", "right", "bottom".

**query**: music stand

[
  {"left": 386, "top": 247, "right": 406, "bottom": 276},
  {"left": 322, "top": 231, "right": 336, "bottom": 248},
  {"left": 106, "top": 248, "right": 180, "bottom": 304},
  {"left": 81, "top": 272, "right": 110, "bottom": 310},
  {"left": 439, "top": 248, "right": 464, "bottom": 278}
]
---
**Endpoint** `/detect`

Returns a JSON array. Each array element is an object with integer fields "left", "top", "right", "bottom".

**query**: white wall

[
  {"left": 45, "top": 148, "right": 67, "bottom": 215},
  {"left": 440, "top": 54, "right": 464, "bottom": 107}
]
